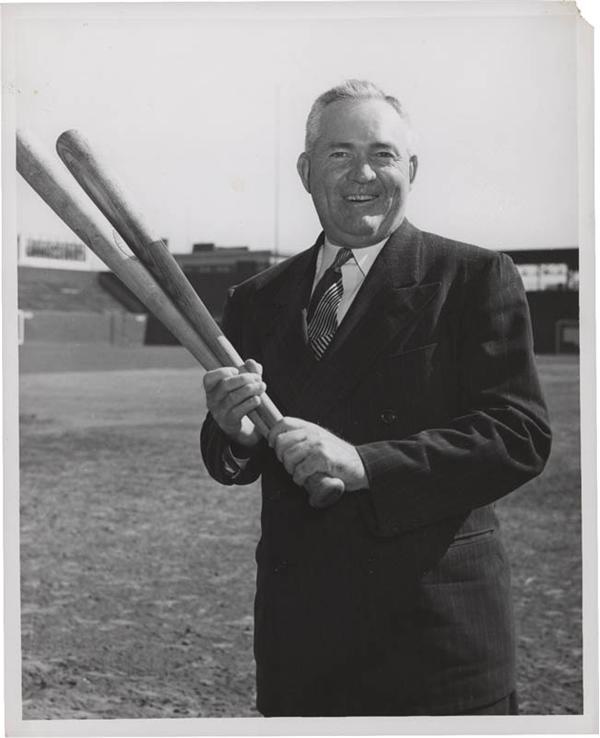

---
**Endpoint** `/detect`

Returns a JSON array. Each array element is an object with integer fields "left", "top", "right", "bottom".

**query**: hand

[
  {"left": 203, "top": 359, "right": 266, "bottom": 448},
  {"left": 268, "top": 417, "right": 369, "bottom": 491}
]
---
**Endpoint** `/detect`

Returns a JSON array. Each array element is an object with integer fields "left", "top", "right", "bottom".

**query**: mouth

[{"left": 343, "top": 194, "right": 379, "bottom": 204}]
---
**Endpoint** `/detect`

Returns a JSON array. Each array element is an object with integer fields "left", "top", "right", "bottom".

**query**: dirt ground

[{"left": 16, "top": 348, "right": 582, "bottom": 718}]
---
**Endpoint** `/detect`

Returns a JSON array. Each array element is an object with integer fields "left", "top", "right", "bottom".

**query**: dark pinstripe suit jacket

[{"left": 200, "top": 219, "right": 551, "bottom": 716}]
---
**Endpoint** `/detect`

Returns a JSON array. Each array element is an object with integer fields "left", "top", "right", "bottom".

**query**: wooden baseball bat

[
  {"left": 55, "top": 130, "right": 345, "bottom": 508},
  {"left": 15, "top": 131, "right": 232, "bottom": 399}
]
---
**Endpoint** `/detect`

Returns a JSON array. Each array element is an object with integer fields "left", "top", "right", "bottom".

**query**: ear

[
  {"left": 297, "top": 153, "right": 311, "bottom": 194},
  {"left": 409, "top": 155, "right": 418, "bottom": 186}
]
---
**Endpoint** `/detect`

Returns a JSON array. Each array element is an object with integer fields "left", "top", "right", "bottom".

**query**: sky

[{"left": 7, "top": 1, "right": 580, "bottom": 260}]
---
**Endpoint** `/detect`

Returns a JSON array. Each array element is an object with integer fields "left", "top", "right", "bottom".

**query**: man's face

[{"left": 297, "top": 99, "right": 417, "bottom": 249}]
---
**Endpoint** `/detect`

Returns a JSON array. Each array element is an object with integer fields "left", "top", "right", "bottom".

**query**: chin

[
  {"left": 350, "top": 224, "right": 389, "bottom": 243},
  {"left": 341, "top": 234, "right": 385, "bottom": 249}
]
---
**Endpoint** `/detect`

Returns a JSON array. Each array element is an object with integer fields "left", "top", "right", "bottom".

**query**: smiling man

[
  {"left": 296, "top": 92, "right": 416, "bottom": 248},
  {"left": 200, "top": 80, "right": 551, "bottom": 716}
]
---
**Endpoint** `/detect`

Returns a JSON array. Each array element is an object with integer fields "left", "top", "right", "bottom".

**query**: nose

[{"left": 349, "top": 157, "right": 376, "bottom": 183}]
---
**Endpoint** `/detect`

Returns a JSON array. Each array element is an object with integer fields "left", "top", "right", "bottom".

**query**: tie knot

[{"left": 331, "top": 247, "right": 353, "bottom": 272}]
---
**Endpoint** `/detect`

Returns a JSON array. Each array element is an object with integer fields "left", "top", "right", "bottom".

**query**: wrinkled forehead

[{"left": 315, "top": 98, "right": 411, "bottom": 150}]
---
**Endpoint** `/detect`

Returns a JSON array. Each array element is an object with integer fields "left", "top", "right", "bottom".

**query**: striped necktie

[{"left": 307, "top": 247, "right": 353, "bottom": 360}]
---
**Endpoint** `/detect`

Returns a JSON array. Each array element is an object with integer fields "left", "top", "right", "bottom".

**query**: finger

[
  {"left": 223, "top": 380, "right": 266, "bottom": 413},
  {"left": 268, "top": 417, "right": 307, "bottom": 447},
  {"left": 273, "top": 429, "right": 309, "bottom": 461},
  {"left": 209, "top": 374, "right": 264, "bottom": 408},
  {"left": 281, "top": 441, "right": 310, "bottom": 475},
  {"left": 203, "top": 366, "right": 238, "bottom": 391},
  {"left": 227, "top": 394, "right": 262, "bottom": 422},
  {"left": 244, "top": 359, "right": 263, "bottom": 376},
  {"left": 221, "top": 373, "right": 264, "bottom": 392},
  {"left": 293, "top": 456, "right": 323, "bottom": 487}
]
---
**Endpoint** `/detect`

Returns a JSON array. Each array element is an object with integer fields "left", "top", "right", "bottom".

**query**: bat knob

[{"left": 305, "top": 473, "right": 345, "bottom": 509}]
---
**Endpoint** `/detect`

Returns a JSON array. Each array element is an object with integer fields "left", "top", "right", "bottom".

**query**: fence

[
  {"left": 525, "top": 291, "right": 579, "bottom": 354},
  {"left": 18, "top": 310, "right": 147, "bottom": 346}
]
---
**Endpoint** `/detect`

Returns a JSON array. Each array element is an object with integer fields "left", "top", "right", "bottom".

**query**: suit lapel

[
  {"left": 253, "top": 221, "right": 440, "bottom": 420},
  {"left": 329, "top": 219, "right": 423, "bottom": 353},
  {"left": 294, "top": 220, "right": 440, "bottom": 419}
]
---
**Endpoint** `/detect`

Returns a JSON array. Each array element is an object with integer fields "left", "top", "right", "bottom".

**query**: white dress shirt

[{"left": 311, "top": 237, "right": 388, "bottom": 324}]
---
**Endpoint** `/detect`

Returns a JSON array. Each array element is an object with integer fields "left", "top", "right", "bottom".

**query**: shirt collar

[{"left": 321, "top": 236, "right": 388, "bottom": 278}]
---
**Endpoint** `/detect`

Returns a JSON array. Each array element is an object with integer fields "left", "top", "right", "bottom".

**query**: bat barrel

[
  {"left": 16, "top": 131, "right": 220, "bottom": 372},
  {"left": 56, "top": 132, "right": 227, "bottom": 353}
]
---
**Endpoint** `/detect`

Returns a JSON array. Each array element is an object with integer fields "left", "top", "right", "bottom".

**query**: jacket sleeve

[
  {"left": 356, "top": 252, "right": 552, "bottom": 535},
  {"left": 200, "top": 287, "right": 266, "bottom": 486}
]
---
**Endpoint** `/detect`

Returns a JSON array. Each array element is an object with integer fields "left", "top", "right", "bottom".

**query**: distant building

[
  {"left": 94, "top": 242, "right": 276, "bottom": 344},
  {"left": 16, "top": 233, "right": 166, "bottom": 272},
  {"left": 17, "top": 234, "right": 96, "bottom": 271},
  {"left": 178, "top": 243, "right": 274, "bottom": 318},
  {"left": 504, "top": 248, "right": 578, "bottom": 354},
  {"left": 508, "top": 248, "right": 579, "bottom": 292}
]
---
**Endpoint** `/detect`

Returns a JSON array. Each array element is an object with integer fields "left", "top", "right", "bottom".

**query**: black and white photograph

[{"left": 2, "top": 0, "right": 596, "bottom": 734}]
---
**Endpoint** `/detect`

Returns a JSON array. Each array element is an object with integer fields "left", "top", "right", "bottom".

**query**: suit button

[{"left": 379, "top": 409, "right": 398, "bottom": 424}]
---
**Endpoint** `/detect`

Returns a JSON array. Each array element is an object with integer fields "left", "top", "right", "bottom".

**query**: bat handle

[
  {"left": 248, "top": 395, "right": 346, "bottom": 507},
  {"left": 237, "top": 364, "right": 346, "bottom": 507}
]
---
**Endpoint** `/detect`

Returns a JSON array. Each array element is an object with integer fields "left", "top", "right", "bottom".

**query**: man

[{"left": 200, "top": 80, "right": 551, "bottom": 716}]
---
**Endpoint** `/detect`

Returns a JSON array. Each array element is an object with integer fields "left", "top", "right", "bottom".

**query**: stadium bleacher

[{"left": 18, "top": 267, "right": 126, "bottom": 313}]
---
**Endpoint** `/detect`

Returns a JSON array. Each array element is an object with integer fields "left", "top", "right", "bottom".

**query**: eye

[
  {"left": 374, "top": 151, "right": 396, "bottom": 160},
  {"left": 330, "top": 151, "right": 350, "bottom": 159}
]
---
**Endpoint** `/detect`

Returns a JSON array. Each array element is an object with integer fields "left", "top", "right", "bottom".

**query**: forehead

[{"left": 316, "top": 98, "right": 410, "bottom": 148}]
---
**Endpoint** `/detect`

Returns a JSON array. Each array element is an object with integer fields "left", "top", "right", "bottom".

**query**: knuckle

[
  {"left": 231, "top": 386, "right": 245, "bottom": 404},
  {"left": 231, "top": 404, "right": 243, "bottom": 419},
  {"left": 244, "top": 395, "right": 257, "bottom": 410},
  {"left": 228, "top": 407, "right": 241, "bottom": 422}
]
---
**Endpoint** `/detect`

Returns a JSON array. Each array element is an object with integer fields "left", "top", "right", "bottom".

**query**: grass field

[{"left": 17, "top": 347, "right": 582, "bottom": 718}]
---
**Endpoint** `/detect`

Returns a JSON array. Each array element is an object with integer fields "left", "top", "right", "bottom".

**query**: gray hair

[{"left": 304, "top": 79, "right": 414, "bottom": 154}]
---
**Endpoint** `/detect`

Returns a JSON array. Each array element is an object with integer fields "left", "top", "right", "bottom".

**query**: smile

[{"left": 344, "top": 194, "right": 378, "bottom": 203}]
